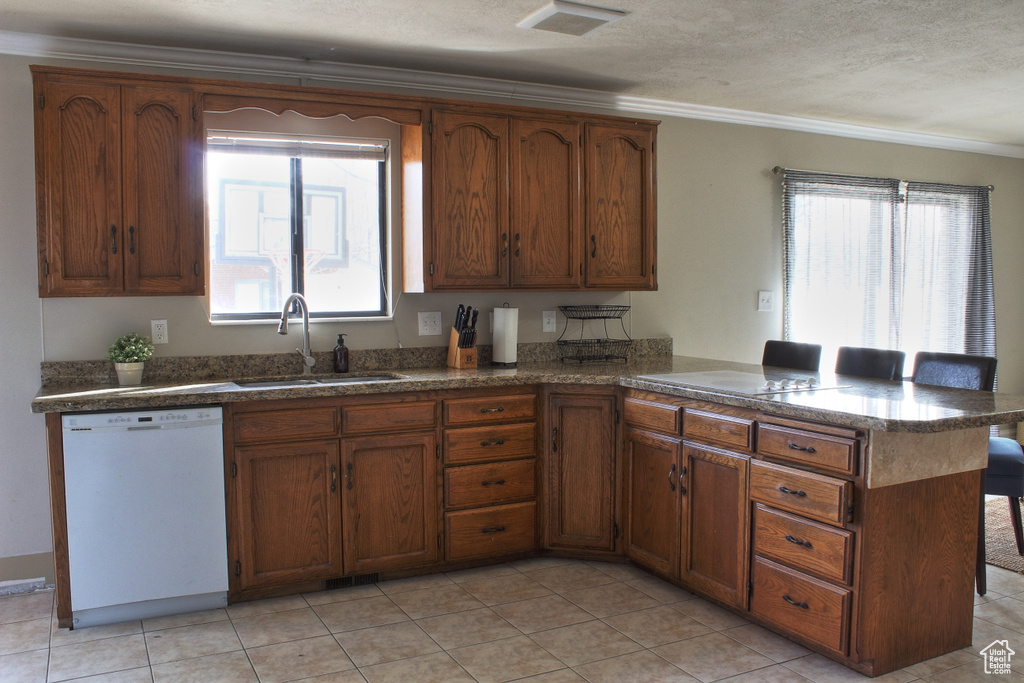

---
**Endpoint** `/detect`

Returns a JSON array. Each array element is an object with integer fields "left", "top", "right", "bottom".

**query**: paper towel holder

[{"left": 492, "top": 302, "right": 519, "bottom": 367}]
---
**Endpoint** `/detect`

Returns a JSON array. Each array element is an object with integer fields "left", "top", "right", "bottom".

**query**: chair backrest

[
  {"left": 910, "top": 352, "right": 996, "bottom": 391},
  {"left": 835, "top": 346, "right": 906, "bottom": 380},
  {"left": 762, "top": 340, "right": 822, "bottom": 372}
]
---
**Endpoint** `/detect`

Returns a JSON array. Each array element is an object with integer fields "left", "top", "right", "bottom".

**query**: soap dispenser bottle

[{"left": 333, "top": 334, "right": 349, "bottom": 373}]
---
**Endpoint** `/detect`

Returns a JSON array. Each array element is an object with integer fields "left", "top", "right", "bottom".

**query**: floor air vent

[{"left": 326, "top": 573, "right": 379, "bottom": 590}]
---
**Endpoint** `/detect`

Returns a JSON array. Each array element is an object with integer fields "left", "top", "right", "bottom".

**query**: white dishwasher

[{"left": 62, "top": 406, "right": 228, "bottom": 628}]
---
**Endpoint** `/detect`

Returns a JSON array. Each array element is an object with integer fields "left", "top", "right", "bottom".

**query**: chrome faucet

[{"left": 278, "top": 293, "right": 316, "bottom": 374}]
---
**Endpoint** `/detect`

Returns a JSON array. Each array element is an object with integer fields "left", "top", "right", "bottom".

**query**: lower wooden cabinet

[
  {"left": 545, "top": 388, "right": 619, "bottom": 553},
  {"left": 341, "top": 432, "right": 438, "bottom": 575},
  {"left": 232, "top": 439, "right": 342, "bottom": 591},
  {"left": 681, "top": 443, "right": 749, "bottom": 609},
  {"left": 623, "top": 427, "right": 681, "bottom": 577}
]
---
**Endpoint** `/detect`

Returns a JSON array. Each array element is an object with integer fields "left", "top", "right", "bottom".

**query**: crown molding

[{"left": 4, "top": 29, "right": 1022, "bottom": 159}]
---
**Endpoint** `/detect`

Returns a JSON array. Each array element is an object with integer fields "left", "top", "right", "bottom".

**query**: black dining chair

[
  {"left": 762, "top": 340, "right": 822, "bottom": 372},
  {"left": 834, "top": 346, "right": 906, "bottom": 380},
  {"left": 910, "top": 351, "right": 1023, "bottom": 594}
]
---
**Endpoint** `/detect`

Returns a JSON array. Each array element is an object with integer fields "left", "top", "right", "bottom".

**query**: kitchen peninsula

[{"left": 33, "top": 352, "right": 1024, "bottom": 677}]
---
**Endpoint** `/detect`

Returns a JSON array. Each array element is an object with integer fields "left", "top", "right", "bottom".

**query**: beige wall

[{"left": 3, "top": 51, "right": 1023, "bottom": 578}]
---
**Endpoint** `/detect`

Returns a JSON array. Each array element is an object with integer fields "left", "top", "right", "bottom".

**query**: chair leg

[
  {"left": 977, "top": 487, "right": 987, "bottom": 595},
  {"left": 1009, "top": 496, "right": 1024, "bottom": 555}
]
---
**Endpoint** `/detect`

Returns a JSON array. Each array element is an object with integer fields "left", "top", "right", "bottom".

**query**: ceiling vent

[{"left": 517, "top": 1, "right": 626, "bottom": 37}]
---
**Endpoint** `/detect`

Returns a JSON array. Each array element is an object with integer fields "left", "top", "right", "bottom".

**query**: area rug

[{"left": 985, "top": 497, "right": 1024, "bottom": 574}]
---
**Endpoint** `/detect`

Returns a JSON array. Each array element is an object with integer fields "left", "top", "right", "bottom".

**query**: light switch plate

[
  {"left": 757, "top": 291, "right": 774, "bottom": 312},
  {"left": 418, "top": 311, "right": 443, "bottom": 336},
  {"left": 542, "top": 310, "right": 557, "bottom": 333}
]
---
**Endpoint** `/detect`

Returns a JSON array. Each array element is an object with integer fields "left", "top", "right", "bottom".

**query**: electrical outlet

[
  {"left": 151, "top": 319, "right": 169, "bottom": 344},
  {"left": 543, "top": 310, "right": 557, "bottom": 333},
  {"left": 757, "top": 291, "right": 774, "bottom": 312},
  {"left": 418, "top": 311, "right": 443, "bottom": 336}
]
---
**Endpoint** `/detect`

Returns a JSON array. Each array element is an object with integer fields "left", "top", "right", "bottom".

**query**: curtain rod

[{"left": 771, "top": 166, "right": 994, "bottom": 192}]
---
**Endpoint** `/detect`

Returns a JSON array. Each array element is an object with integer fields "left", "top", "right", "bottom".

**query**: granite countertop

[{"left": 31, "top": 353, "right": 1024, "bottom": 433}]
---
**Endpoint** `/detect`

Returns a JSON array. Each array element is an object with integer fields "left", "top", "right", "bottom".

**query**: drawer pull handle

[
  {"left": 330, "top": 464, "right": 337, "bottom": 493},
  {"left": 778, "top": 486, "right": 807, "bottom": 497},
  {"left": 481, "top": 479, "right": 506, "bottom": 487},
  {"left": 668, "top": 463, "right": 677, "bottom": 492},
  {"left": 784, "top": 534, "right": 813, "bottom": 548},
  {"left": 788, "top": 443, "right": 817, "bottom": 454},
  {"left": 480, "top": 440, "right": 505, "bottom": 447},
  {"left": 482, "top": 526, "right": 506, "bottom": 534},
  {"left": 782, "top": 594, "right": 809, "bottom": 609},
  {"left": 346, "top": 462, "right": 354, "bottom": 490},
  {"left": 480, "top": 407, "right": 505, "bottom": 413}
]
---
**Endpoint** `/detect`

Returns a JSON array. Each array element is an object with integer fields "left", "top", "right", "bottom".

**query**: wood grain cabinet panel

[
  {"left": 753, "top": 504, "right": 853, "bottom": 584},
  {"left": 750, "top": 459, "right": 851, "bottom": 527},
  {"left": 431, "top": 110, "right": 509, "bottom": 289},
  {"left": 623, "top": 396, "right": 681, "bottom": 435},
  {"left": 443, "top": 394, "right": 536, "bottom": 426},
  {"left": 545, "top": 389, "right": 618, "bottom": 552},
  {"left": 683, "top": 409, "right": 754, "bottom": 452},
  {"left": 341, "top": 432, "right": 438, "bottom": 575},
  {"left": 510, "top": 118, "right": 582, "bottom": 288},
  {"left": 758, "top": 423, "right": 859, "bottom": 476},
  {"left": 445, "top": 459, "right": 536, "bottom": 509},
  {"left": 750, "top": 557, "right": 851, "bottom": 656},
  {"left": 232, "top": 440, "right": 342, "bottom": 591},
  {"left": 444, "top": 422, "right": 537, "bottom": 465},
  {"left": 584, "top": 123, "right": 657, "bottom": 290},
  {"left": 623, "top": 428, "right": 682, "bottom": 577},
  {"left": 680, "top": 443, "right": 750, "bottom": 608},
  {"left": 33, "top": 68, "right": 204, "bottom": 296},
  {"left": 446, "top": 502, "right": 537, "bottom": 561}
]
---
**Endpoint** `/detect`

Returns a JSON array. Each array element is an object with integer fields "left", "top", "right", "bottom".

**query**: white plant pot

[{"left": 114, "top": 362, "right": 145, "bottom": 386}]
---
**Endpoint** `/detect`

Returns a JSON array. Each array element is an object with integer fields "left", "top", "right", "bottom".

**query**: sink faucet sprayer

[{"left": 278, "top": 293, "right": 315, "bottom": 374}]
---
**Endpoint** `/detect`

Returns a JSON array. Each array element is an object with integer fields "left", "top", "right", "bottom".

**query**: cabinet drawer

[
  {"left": 445, "top": 459, "right": 536, "bottom": 509},
  {"left": 750, "top": 557, "right": 850, "bottom": 656},
  {"left": 758, "top": 424, "right": 859, "bottom": 476},
  {"left": 342, "top": 400, "right": 436, "bottom": 434},
  {"left": 683, "top": 409, "right": 754, "bottom": 452},
  {"left": 233, "top": 407, "right": 339, "bottom": 444},
  {"left": 750, "top": 460, "right": 851, "bottom": 527},
  {"left": 443, "top": 394, "right": 536, "bottom": 426},
  {"left": 624, "top": 396, "right": 681, "bottom": 435},
  {"left": 445, "top": 502, "right": 537, "bottom": 561},
  {"left": 444, "top": 422, "right": 536, "bottom": 464},
  {"left": 753, "top": 504, "right": 853, "bottom": 584}
]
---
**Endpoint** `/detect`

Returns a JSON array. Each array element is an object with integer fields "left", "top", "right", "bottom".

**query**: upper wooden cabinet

[
  {"left": 429, "top": 109, "right": 655, "bottom": 291},
  {"left": 585, "top": 124, "right": 657, "bottom": 289},
  {"left": 32, "top": 68, "right": 205, "bottom": 297}
]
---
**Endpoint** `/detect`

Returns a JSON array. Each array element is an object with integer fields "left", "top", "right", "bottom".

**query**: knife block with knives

[{"left": 447, "top": 304, "right": 478, "bottom": 369}]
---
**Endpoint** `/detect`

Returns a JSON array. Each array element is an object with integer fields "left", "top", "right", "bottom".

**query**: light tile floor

[{"left": 2, "top": 557, "right": 1023, "bottom": 682}]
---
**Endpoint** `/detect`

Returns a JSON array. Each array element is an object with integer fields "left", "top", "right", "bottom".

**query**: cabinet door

[
  {"left": 341, "top": 432, "right": 438, "bottom": 574},
  {"left": 233, "top": 440, "right": 342, "bottom": 591},
  {"left": 510, "top": 118, "right": 581, "bottom": 288},
  {"left": 584, "top": 123, "right": 656, "bottom": 290},
  {"left": 121, "top": 84, "right": 204, "bottom": 295},
  {"left": 35, "top": 76, "right": 123, "bottom": 295},
  {"left": 681, "top": 443, "right": 750, "bottom": 608},
  {"left": 546, "top": 390, "right": 618, "bottom": 552},
  {"left": 431, "top": 111, "right": 509, "bottom": 289},
  {"left": 623, "top": 428, "right": 682, "bottom": 577}
]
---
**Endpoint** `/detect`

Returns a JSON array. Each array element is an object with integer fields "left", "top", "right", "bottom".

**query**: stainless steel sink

[
  {"left": 233, "top": 374, "right": 403, "bottom": 389},
  {"left": 233, "top": 378, "right": 322, "bottom": 388},
  {"left": 316, "top": 374, "right": 402, "bottom": 385}
]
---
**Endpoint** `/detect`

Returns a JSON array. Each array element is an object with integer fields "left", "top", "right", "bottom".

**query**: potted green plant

[{"left": 107, "top": 333, "right": 155, "bottom": 386}]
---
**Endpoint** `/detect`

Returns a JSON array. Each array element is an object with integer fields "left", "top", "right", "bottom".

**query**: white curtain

[{"left": 782, "top": 170, "right": 995, "bottom": 369}]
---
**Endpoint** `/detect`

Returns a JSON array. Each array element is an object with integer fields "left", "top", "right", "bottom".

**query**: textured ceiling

[{"left": 4, "top": 0, "right": 1024, "bottom": 149}]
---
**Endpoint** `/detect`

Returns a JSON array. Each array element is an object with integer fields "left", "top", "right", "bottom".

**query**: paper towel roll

[{"left": 492, "top": 307, "right": 519, "bottom": 365}]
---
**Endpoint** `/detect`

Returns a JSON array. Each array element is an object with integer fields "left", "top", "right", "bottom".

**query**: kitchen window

[
  {"left": 206, "top": 125, "right": 392, "bottom": 321},
  {"left": 780, "top": 169, "right": 995, "bottom": 365}
]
